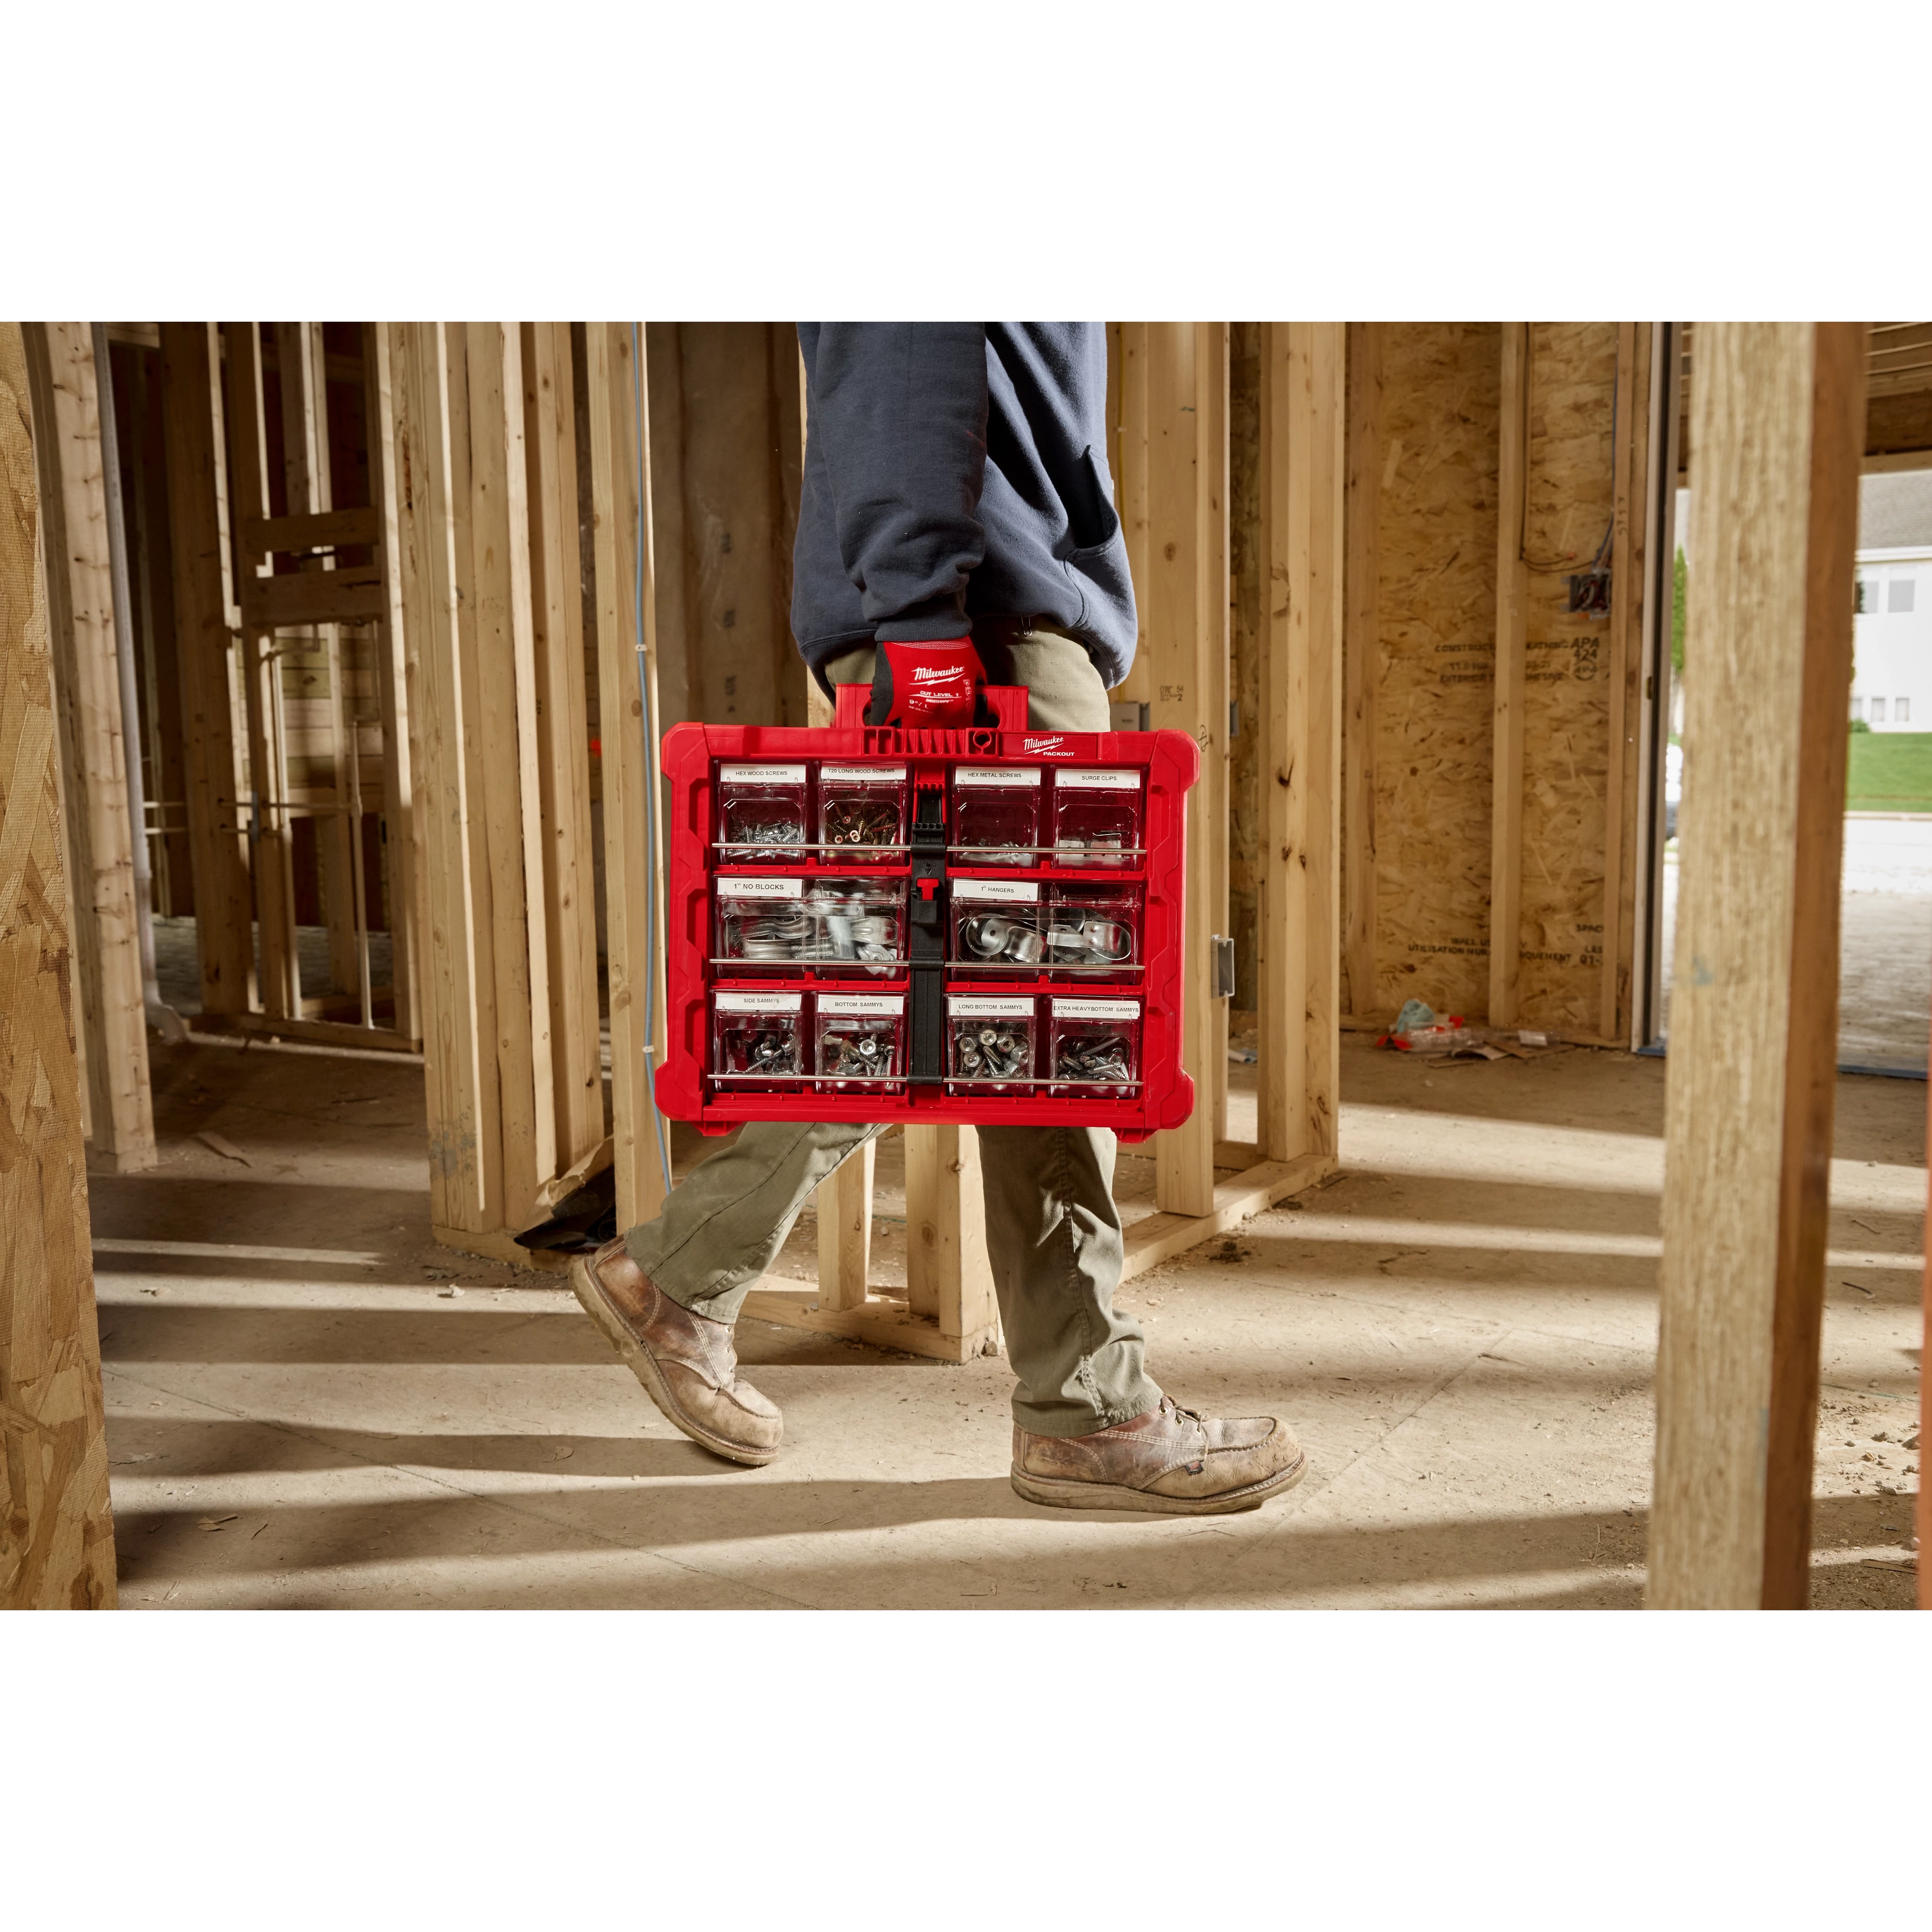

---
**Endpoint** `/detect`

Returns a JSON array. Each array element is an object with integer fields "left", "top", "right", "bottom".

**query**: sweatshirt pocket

[{"left": 1063, "top": 444, "right": 1121, "bottom": 557}]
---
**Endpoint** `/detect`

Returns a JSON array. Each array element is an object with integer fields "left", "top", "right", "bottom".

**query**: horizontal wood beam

[
  {"left": 1121, "top": 1152, "right": 1331, "bottom": 1280},
  {"left": 739, "top": 1282, "right": 998, "bottom": 1364},
  {"left": 243, "top": 506, "right": 382, "bottom": 554},
  {"left": 238, "top": 565, "right": 385, "bottom": 629},
  {"left": 185, "top": 1011, "right": 422, "bottom": 1056}
]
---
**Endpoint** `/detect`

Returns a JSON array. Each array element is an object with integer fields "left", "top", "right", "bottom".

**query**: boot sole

[
  {"left": 568, "top": 1255, "right": 779, "bottom": 1468},
  {"left": 1009, "top": 1447, "right": 1308, "bottom": 1516}
]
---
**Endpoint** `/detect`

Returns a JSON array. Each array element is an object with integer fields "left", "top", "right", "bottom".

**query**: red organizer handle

[{"left": 832, "top": 681, "right": 1029, "bottom": 733}]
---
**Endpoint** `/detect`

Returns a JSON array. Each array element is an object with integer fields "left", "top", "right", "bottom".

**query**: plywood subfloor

[{"left": 87, "top": 1037, "right": 1922, "bottom": 1608}]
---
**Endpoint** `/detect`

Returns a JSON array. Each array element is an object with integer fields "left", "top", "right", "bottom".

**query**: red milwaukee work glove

[{"left": 867, "top": 638, "right": 985, "bottom": 729}]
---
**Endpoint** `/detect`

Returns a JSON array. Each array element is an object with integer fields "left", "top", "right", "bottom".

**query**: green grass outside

[{"left": 1847, "top": 730, "right": 1932, "bottom": 813}]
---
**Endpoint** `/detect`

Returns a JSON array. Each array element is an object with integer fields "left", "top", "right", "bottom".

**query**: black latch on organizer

[{"left": 908, "top": 779, "right": 947, "bottom": 1082}]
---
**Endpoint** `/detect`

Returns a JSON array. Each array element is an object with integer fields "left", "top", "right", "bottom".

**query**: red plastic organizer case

[{"left": 656, "top": 683, "right": 1199, "bottom": 1143}]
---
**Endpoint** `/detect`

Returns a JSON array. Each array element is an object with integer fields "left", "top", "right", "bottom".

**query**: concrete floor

[{"left": 89, "top": 1034, "right": 1923, "bottom": 1609}]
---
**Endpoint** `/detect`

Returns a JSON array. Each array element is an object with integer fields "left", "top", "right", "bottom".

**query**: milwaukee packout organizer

[{"left": 656, "top": 683, "right": 1198, "bottom": 1142}]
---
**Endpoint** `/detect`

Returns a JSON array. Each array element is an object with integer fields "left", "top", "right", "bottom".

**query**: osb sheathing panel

[
  {"left": 1517, "top": 322, "right": 1618, "bottom": 1028},
  {"left": 1355, "top": 322, "right": 1642, "bottom": 1031},
  {"left": 1371, "top": 323, "right": 1500, "bottom": 1017}
]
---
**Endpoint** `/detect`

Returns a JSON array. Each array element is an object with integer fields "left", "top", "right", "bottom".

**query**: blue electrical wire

[{"left": 632, "top": 321, "right": 675, "bottom": 1197}]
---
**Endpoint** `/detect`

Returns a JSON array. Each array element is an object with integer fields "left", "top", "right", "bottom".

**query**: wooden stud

[
  {"left": 23, "top": 324, "right": 157, "bottom": 1172},
  {"left": 643, "top": 323, "right": 691, "bottom": 729},
  {"left": 462, "top": 322, "right": 550, "bottom": 1215},
  {"left": 941, "top": 1133, "right": 997, "bottom": 1346},
  {"left": 1599, "top": 321, "right": 1643, "bottom": 1041},
  {"left": 1256, "top": 323, "right": 1345, "bottom": 1168},
  {"left": 523, "top": 322, "right": 604, "bottom": 1171},
  {"left": 768, "top": 322, "right": 806, "bottom": 727},
  {"left": 389, "top": 323, "right": 500, "bottom": 1234},
  {"left": 157, "top": 324, "right": 254, "bottom": 1014},
  {"left": 1630, "top": 324, "right": 1682, "bottom": 1050},
  {"left": 670, "top": 325, "right": 811, "bottom": 729},
  {"left": 1488, "top": 322, "right": 1529, "bottom": 1027},
  {"left": 817, "top": 1138, "right": 876, "bottom": 1313},
  {"left": 1210, "top": 419, "right": 1233, "bottom": 1145},
  {"left": 362, "top": 324, "right": 420, "bottom": 1042},
  {"left": 1342, "top": 323, "right": 1382, "bottom": 1019},
  {"left": 1648, "top": 322, "right": 1868, "bottom": 1610},
  {"left": 222, "top": 321, "right": 301, "bottom": 1021},
  {"left": 278, "top": 322, "right": 363, "bottom": 1004},
  {"left": 1144, "top": 322, "right": 1226, "bottom": 1218},
  {"left": 1109, "top": 323, "right": 1153, "bottom": 711},
  {"left": 90, "top": 327, "right": 165, "bottom": 1039},
  {"left": 907, "top": 1124, "right": 996, "bottom": 1343},
  {"left": 586, "top": 322, "right": 670, "bottom": 1233},
  {"left": 120, "top": 340, "right": 194, "bottom": 922},
  {"left": 0, "top": 319, "right": 118, "bottom": 1608}
]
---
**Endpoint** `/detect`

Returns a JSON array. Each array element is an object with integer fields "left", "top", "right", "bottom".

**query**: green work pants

[{"left": 623, "top": 632, "right": 1160, "bottom": 1438}]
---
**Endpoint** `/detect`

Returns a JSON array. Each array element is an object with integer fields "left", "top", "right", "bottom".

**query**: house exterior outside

[{"left": 1851, "top": 469, "right": 1932, "bottom": 730}]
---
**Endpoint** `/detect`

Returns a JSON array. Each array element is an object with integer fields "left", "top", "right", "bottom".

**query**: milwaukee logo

[
  {"left": 910, "top": 665, "right": 962, "bottom": 681},
  {"left": 1023, "top": 736, "right": 1067, "bottom": 754}
]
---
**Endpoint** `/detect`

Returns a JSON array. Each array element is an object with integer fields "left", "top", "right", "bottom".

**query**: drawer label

[
  {"left": 720, "top": 764, "right": 806, "bottom": 784},
  {"left": 953, "top": 767, "right": 1041, "bottom": 787},
  {"left": 1055, "top": 768, "right": 1141, "bottom": 791}
]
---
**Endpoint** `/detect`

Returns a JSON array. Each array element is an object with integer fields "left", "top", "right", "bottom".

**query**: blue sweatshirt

[{"left": 792, "top": 323, "right": 1138, "bottom": 691}]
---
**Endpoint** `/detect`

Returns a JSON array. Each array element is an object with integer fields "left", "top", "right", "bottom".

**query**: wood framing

[
  {"left": 386, "top": 322, "right": 602, "bottom": 1256},
  {"left": 586, "top": 321, "right": 671, "bottom": 1233},
  {"left": 23, "top": 323, "right": 157, "bottom": 1173},
  {"left": 645, "top": 324, "right": 810, "bottom": 732},
  {"left": 906, "top": 1124, "right": 997, "bottom": 1347},
  {"left": 522, "top": 322, "right": 604, "bottom": 1174},
  {"left": 1141, "top": 321, "right": 1228, "bottom": 1219},
  {"left": 1122, "top": 1152, "right": 1330, "bottom": 1280},
  {"left": 1599, "top": 322, "right": 1644, "bottom": 1038},
  {"left": 1648, "top": 321, "right": 1868, "bottom": 1610},
  {"left": 391, "top": 323, "right": 499, "bottom": 1233},
  {"left": 363, "top": 324, "right": 420, "bottom": 1043},
  {"left": 1256, "top": 322, "right": 1345, "bottom": 1168},
  {"left": 223, "top": 320, "right": 301, "bottom": 1021},
  {"left": 1, "top": 319, "right": 118, "bottom": 1609},
  {"left": 816, "top": 1138, "right": 876, "bottom": 1313},
  {"left": 742, "top": 1124, "right": 1003, "bottom": 1358},
  {"left": 465, "top": 321, "right": 550, "bottom": 1208},
  {"left": 1489, "top": 322, "right": 1529, "bottom": 1027},
  {"left": 1108, "top": 322, "right": 1153, "bottom": 712},
  {"left": 1630, "top": 323, "right": 1683, "bottom": 1051},
  {"left": 1341, "top": 323, "right": 1381, "bottom": 1017},
  {"left": 157, "top": 323, "right": 254, "bottom": 1014},
  {"left": 168, "top": 321, "right": 421, "bottom": 1056}
]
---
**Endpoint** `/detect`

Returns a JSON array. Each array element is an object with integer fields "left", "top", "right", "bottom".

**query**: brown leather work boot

[
  {"left": 1011, "top": 1396, "right": 1306, "bottom": 1515},
  {"left": 568, "top": 1236, "right": 782, "bottom": 1466}
]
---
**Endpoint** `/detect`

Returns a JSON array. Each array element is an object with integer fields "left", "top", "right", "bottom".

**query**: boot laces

[{"left": 1160, "top": 1395, "right": 1209, "bottom": 1446}]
